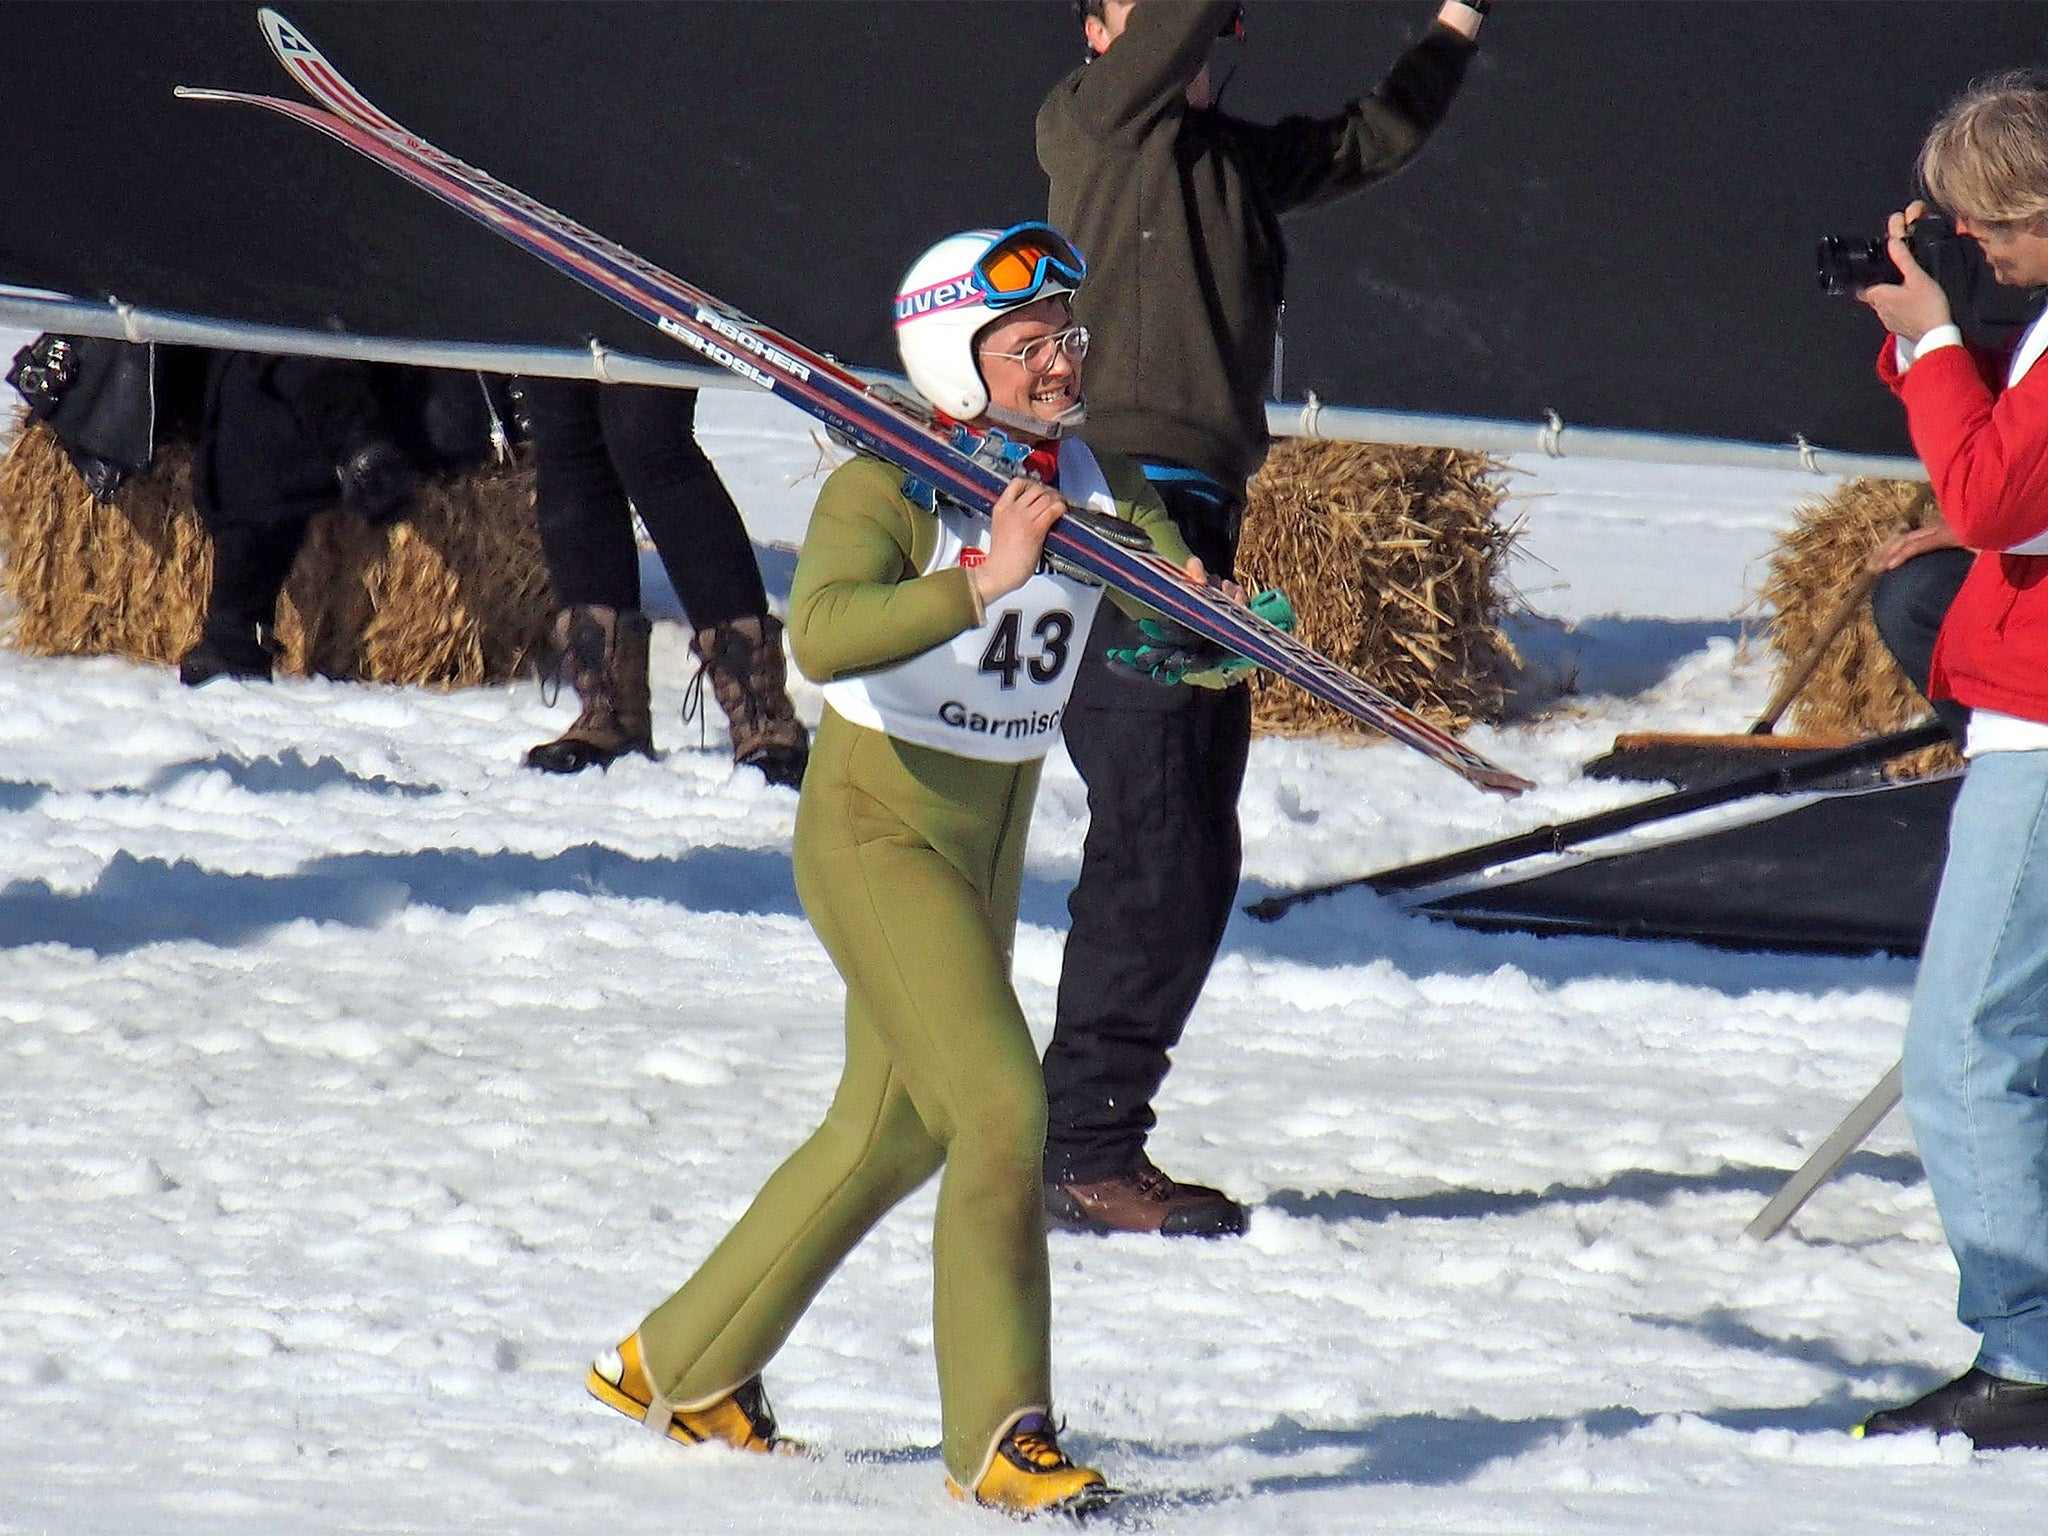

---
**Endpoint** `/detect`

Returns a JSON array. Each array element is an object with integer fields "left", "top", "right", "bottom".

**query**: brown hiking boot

[
  {"left": 1046, "top": 1156, "right": 1248, "bottom": 1238},
  {"left": 687, "top": 614, "right": 810, "bottom": 789},
  {"left": 525, "top": 605, "right": 654, "bottom": 774}
]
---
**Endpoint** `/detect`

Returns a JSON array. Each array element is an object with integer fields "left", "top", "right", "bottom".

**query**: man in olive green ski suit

[{"left": 586, "top": 225, "right": 1214, "bottom": 1515}]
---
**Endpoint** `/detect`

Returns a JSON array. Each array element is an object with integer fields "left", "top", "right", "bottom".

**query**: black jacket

[
  {"left": 1037, "top": 1, "right": 1474, "bottom": 495},
  {"left": 195, "top": 351, "right": 385, "bottom": 521},
  {"left": 193, "top": 354, "right": 508, "bottom": 523}
]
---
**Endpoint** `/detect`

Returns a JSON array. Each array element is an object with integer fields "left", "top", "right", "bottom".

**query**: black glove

[
  {"left": 336, "top": 438, "right": 420, "bottom": 526},
  {"left": 72, "top": 451, "right": 130, "bottom": 504}
]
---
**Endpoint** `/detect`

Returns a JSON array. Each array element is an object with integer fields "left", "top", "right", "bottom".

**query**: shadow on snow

[
  {"left": 1501, "top": 613, "right": 1746, "bottom": 717},
  {"left": 0, "top": 749, "right": 439, "bottom": 808},
  {"left": 0, "top": 741, "right": 1920, "bottom": 998},
  {"left": 0, "top": 843, "right": 806, "bottom": 956},
  {"left": 1225, "top": 880, "right": 1920, "bottom": 998},
  {"left": 1265, "top": 1150, "right": 1922, "bottom": 1226}
]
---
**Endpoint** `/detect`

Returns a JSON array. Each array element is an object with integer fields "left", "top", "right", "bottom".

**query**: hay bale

[
  {"left": 295, "top": 457, "right": 556, "bottom": 686},
  {"left": 1756, "top": 475, "right": 1960, "bottom": 777},
  {"left": 1236, "top": 438, "right": 1517, "bottom": 737},
  {"left": 0, "top": 413, "right": 552, "bottom": 685},
  {"left": 0, "top": 413, "right": 213, "bottom": 664}
]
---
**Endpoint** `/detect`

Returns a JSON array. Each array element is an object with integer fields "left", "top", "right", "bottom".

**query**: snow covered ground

[{"left": 4, "top": 375, "right": 2043, "bottom": 1535}]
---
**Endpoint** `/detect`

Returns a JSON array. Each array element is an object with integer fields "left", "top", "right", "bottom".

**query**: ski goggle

[{"left": 974, "top": 223, "right": 1088, "bottom": 309}]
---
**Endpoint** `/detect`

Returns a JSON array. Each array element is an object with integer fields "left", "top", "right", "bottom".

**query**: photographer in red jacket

[{"left": 1854, "top": 70, "right": 2048, "bottom": 1450}]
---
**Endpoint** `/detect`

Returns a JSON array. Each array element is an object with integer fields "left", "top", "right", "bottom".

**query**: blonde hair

[{"left": 1920, "top": 70, "right": 2048, "bottom": 226}]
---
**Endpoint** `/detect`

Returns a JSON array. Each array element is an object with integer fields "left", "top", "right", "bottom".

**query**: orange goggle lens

[{"left": 975, "top": 225, "right": 1086, "bottom": 306}]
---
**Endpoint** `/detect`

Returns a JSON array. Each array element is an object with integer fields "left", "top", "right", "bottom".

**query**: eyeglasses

[
  {"left": 978, "top": 325, "right": 1091, "bottom": 373},
  {"left": 975, "top": 223, "right": 1088, "bottom": 309}
]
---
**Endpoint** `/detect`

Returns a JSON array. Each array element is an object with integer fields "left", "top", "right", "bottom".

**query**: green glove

[{"left": 1105, "top": 588, "right": 1296, "bottom": 688}]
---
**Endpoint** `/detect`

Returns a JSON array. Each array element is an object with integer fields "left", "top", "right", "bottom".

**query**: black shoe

[
  {"left": 741, "top": 739, "right": 808, "bottom": 791},
  {"left": 1858, "top": 1367, "right": 2048, "bottom": 1449},
  {"left": 1045, "top": 1157, "right": 1249, "bottom": 1238},
  {"left": 178, "top": 623, "right": 276, "bottom": 686},
  {"left": 525, "top": 736, "right": 625, "bottom": 774}
]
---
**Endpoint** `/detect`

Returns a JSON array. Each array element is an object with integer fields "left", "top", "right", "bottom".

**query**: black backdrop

[{"left": 4, "top": 2, "right": 2044, "bottom": 455}]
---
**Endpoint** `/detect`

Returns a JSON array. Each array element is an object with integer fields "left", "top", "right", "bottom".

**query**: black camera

[
  {"left": 1818, "top": 210, "right": 2045, "bottom": 348},
  {"left": 1816, "top": 213, "right": 1963, "bottom": 296}
]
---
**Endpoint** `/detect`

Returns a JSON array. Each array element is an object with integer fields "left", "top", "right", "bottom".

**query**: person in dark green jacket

[
  {"left": 1036, "top": 0, "right": 1490, "bottom": 1237},
  {"left": 583, "top": 225, "right": 1206, "bottom": 1517}
]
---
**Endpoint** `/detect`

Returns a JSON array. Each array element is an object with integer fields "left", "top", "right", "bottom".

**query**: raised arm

[
  {"left": 1238, "top": 12, "right": 1479, "bottom": 214},
  {"left": 1894, "top": 349, "right": 2048, "bottom": 553},
  {"left": 1055, "top": 0, "right": 1234, "bottom": 136},
  {"left": 1868, "top": 203, "right": 2048, "bottom": 553}
]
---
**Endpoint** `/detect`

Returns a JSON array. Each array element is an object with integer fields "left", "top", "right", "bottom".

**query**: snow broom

[{"left": 1580, "top": 565, "right": 1884, "bottom": 791}]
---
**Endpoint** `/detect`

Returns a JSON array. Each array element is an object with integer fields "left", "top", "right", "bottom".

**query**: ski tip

[
  {"left": 1481, "top": 768, "right": 1538, "bottom": 798},
  {"left": 260, "top": 9, "right": 321, "bottom": 69}
]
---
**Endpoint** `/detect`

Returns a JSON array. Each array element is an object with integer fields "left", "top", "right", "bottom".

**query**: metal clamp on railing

[{"left": 113, "top": 298, "right": 146, "bottom": 345}]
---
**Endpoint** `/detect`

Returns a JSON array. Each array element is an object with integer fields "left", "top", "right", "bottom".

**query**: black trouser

[
  {"left": 192, "top": 350, "right": 376, "bottom": 636},
  {"left": 1042, "top": 468, "right": 1249, "bottom": 1185},
  {"left": 1870, "top": 547, "right": 1973, "bottom": 743},
  {"left": 196, "top": 511, "right": 310, "bottom": 634},
  {"left": 524, "top": 378, "right": 766, "bottom": 630}
]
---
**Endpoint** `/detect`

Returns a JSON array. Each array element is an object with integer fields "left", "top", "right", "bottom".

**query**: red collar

[{"left": 1021, "top": 441, "right": 1060, "bottom": 483}]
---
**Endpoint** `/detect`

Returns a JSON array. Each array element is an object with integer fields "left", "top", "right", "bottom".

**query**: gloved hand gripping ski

[{"left": 1110, "top": 589, "right": 1297, "bottom": 687}]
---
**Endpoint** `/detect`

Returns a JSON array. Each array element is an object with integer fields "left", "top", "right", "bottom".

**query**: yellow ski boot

[
  {"left": 586, "top": 1333, "right": 793, "bottom": 1453},
  {"left": 947, "top": 1410, "right": 1115, "bottom": 1517}
]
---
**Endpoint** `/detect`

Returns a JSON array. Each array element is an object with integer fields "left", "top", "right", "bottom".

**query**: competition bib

[{"left": 822, "top": 439, "right": 1117, "bottom": 762}]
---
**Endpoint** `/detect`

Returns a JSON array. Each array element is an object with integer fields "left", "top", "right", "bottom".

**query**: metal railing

[{"left": 1, "top": 286, "right": 1927, "bottom": 480}]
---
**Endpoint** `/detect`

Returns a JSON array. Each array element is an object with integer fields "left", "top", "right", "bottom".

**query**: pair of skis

[{"left": 177, "top": 10, "right": 1533, "bottom": 798}]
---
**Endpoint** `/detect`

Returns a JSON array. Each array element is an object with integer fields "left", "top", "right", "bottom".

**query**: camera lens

[{"left": 1817, "top": 236, "right": 1901, "bottom": 296}]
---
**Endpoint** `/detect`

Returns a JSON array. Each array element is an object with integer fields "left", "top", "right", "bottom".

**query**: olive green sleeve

[
  {"left": 1095, "top": 450, "right": 1197, "bottom": 621},
  {"left": 1107, "top": 459, "right": 1192, "bottom": 568},
  {"left": 787, "top": 456, "right": 982, "bottom": 684}
]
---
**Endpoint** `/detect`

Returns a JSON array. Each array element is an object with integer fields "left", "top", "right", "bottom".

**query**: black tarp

[
  {"left": 4, "top": 3, "right": 2046, "bottom": 454},
  {"left": 1416, "top": 777, "right": 1958, "bottom": 957}
]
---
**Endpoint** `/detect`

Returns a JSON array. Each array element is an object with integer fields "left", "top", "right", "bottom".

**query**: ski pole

[
  {"left": 1748, "top": 567, "right": 1881, "bottom": 736},
  {"left": 1744, "top": 1060, "right": 1902, "bottom": 1241}
]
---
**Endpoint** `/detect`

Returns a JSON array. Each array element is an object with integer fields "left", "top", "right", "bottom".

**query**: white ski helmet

[{"left": 892, "top": 223, "right": 1087, "bottom": 422}]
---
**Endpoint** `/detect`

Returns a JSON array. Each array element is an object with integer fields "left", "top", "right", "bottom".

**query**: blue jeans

[{"left": 1904, "top": 749, "right": 2048, "bottom": 1383}]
